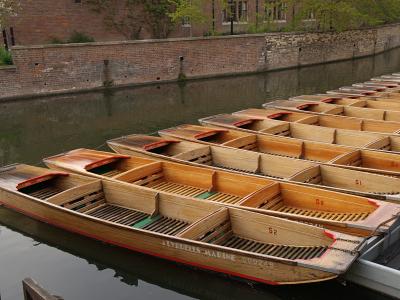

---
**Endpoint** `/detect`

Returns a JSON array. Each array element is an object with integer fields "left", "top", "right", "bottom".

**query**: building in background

[{"left": 1, "top": 0, "right": 299, "bottom": 47}]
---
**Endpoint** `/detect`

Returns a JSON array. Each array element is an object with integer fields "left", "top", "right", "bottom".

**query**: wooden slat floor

[
  {"left": 198, "top": 221, "right": 326, "bottom": 260},
  {"left": 86, "top": 204, "right": 189, "bottom": 235}
]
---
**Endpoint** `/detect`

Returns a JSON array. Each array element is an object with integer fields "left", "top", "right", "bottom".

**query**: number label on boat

[
  {"left": 355, "top": 179, "right": 362, "bottom": 185},
  {"left": 268, "top": 227, "right": 278, "bottom": 236},
  {"left": 316, "top": 198, "right": 324, "bottom": 206}
]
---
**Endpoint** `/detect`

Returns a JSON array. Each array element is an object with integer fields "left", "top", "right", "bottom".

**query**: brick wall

[{"left": 1, "top": 23, "right": 400, "bottom": 100}]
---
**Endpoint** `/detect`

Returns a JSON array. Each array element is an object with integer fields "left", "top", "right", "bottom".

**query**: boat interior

[
  {"left": 236, "top": 108, "right": 400, "bottom": 134},
  {"left": 42, "top": 148, "right": 400, "bottom": 236},
  {"left": 290, "top": 95, "right": 363, "bottom": 106},
  {"left": 199, "top": 114, "right": 384, "bottom": 149},
  {"left": 107, "top": 134, "right": 400, "bottom": 199},
  {"left": 329, "top": 149, "right": 400, "bottom": 175},
  {"left": 159, "top": 124, "right": 354, "bottom": 163},
  {"left": 0, "top": 164, "right": 348, "bottom": 263},
  {"left": 265, "top": 100, "right": 400, "bottom": 122},
  {"left": 108, "top": 135, "right": 317, "bottom": 179}
]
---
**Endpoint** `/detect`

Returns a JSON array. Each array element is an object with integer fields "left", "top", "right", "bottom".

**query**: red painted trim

[
  {"left": 368, "top": 199, "right": 380, "bottom": 208},
  {"left": 232, "top": 119, "right": 255, "bottom": 127},
  {"left": 194, "top": 130, "right": 225, "bottom": 139},
  {"left": 321, "top": 98, "right": 336, "bottom": 103},
  {"left": 323, "top": 230, "right": 336, "bottom": 240},
  {"left": 17, "top": 173, "right": 69, "bottom": 190},
  {"left": 267, "top": 112, "right": 292, "bottom": 119},
  {"left": 0, "top": 201, "right": 280, "bottom": 286},
  {"left": 296, "top": 103, "right": 318, "bottom": 110},
  {"left": 85, "top": 156, "right": 130, "bottom": 170},
  {"left": 143, "top": 140, "right": 179, "bottom": 151}
]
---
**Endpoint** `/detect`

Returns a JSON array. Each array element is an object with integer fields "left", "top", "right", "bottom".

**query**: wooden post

[{"left": 22, "top": 278, "right": 63, "bottom": 300}]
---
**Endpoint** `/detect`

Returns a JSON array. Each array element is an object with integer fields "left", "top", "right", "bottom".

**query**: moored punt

[
  {"left": 0, "top": 164, "right": 365, "bottom": 285},
  {"left": 199, "top": 114, "right": 400, "bottom": 159},
  {"left": 371, "top": 76, "right": 400, "bottom": 83},
  {"left": 291, "top": 95, "right": 400, "bottom": 111},
  {"left": 263, "top": 99, "right": 400, "bottom": 122},
  {"left": 43, "top": 148, "right": 400, "bottom": 237},
  {"left": 362, "top": 80, "right": 400, "bottom": 88},
  {"left": 326, "top": 89, "right": 400, "bottom": 101},
  {"left": 106, "top": 134, "right": 400, "bottom": 202},
  {"left": 327, "top": 88, "right": 390, "bottom": 97},
  {"left": 318, "top": 91, "right": 400, "bottom": 104},
  {"left": 235, "top": 108, "right": 400, "bottom": 134},
  {"left": 158, "top": 124, "right": 400, "bottom": 178},
  {"left": 353, "top": 82, "right": 400, "bottom": 92}
]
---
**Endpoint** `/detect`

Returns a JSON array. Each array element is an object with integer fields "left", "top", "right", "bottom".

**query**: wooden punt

[
  {"left": 353, "top": 82, "right": 400, "bottom": 92},
  {"left": 263, "top": 99, "right": 400, "bottom": 122},
  {"left": 290, "top": 95, "right": 400, "bottom": 111},
  {"left": 317, "top": 92, "right": 400, "bottom": 104},
  {"left": 106, "top": 134, "right": 400, "bottom": 202},
  {"left": 42, "top": 148, "right": 400, "bottom": 237},
  {"left": 338, "top": 86, "right": 400, "bottom": 98},
  {"left": 371, "top": 76, "right": 400, "bottom": 83},
  {"left": 362, "top": 80, "right": 400, "bottom": 88},
  {"left": 199, "top": 113, "right": 400, "bottom": 160},
  {"left": 0, "top": 164, "right": 365, "bottom": 285},
  {"left": 326, "top": 88, "right": 400, "bottom": 100},
  {"left": 158, "top": 124, "right": 400, "bottom": 178},
  {"left": 234, "top": 108, "right": 400, "bottom": 134}
]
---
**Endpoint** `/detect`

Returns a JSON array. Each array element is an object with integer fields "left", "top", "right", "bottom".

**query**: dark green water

[{"left": 1, "top": 48, "right": 400, "bottom": 300}]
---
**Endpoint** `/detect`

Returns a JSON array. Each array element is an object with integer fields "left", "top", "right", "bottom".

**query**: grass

[{"left": 0, "top": 48, "right": 13, "bottom": 65}]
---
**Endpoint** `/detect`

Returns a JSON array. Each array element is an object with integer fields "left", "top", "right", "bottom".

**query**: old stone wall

[{"left": 1, "top": 23, "right": 400, "bottom": 100}]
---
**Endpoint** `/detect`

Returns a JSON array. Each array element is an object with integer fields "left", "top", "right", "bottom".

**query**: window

[
  {"left": 265, "top": 1, "right": 287, "bottom": 22},
  {"left": 182, "top": 16, "right": 191, "bottom": 27},
  {"left": 304, "top": 9, "right": 315, "bottom": 21},
  {"left": 223, "top": 1, "right": 248, "bottom": 23}
]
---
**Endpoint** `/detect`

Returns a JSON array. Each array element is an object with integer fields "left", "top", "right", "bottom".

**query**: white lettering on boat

[
  {"left": 241, "top": 257, "right": 274, "bottom": 267},
  {"left": 162, "top": 240, "right": 235, "bottom": 261},
  {"left": 162, "top": 240, "right": 274, "bottom": 267}
]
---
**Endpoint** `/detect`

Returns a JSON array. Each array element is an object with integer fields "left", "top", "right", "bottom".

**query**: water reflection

[
  {"left": 1, "top": 47, "right": 400, "bottom": 299},
  {"left": 1, "top": 47, "right": 400, "bottom": 167}
]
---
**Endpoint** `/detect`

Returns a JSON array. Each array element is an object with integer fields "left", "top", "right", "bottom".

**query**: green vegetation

[
  {"left": 49, "top": 32, "right": 95, "bottom": 44},
  {"left": 67, "top": 31, "right": 95, "bottom": 43},
  {"left": 0, "top": 0, "right": 19, "bottom": 29},
  {"left": 287, "top": 0, "right": 400, "bottom": 32},
  {"left": 0, "top": 47, "right": 13, "bottom": 65}
]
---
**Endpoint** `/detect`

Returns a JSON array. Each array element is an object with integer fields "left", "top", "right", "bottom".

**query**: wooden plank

[{"left": 22, "top": 278, "right": 61, "bottom": 300}]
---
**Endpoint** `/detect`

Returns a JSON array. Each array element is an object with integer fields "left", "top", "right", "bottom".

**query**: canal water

[{"left": 1, "top": 48, "right": 400, "bottom": 300}]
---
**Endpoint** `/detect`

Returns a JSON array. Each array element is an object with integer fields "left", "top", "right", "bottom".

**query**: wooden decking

[
  {"left": 198, "top": 221, "right": 327, "bottom": 260},
  {"left": 86, "top": 204, "right": 189, "bottom": 236}
]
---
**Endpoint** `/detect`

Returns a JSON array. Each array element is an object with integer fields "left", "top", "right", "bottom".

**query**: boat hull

[{"left": 0, "top": 189, "right": 337, "bottom": 285}]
